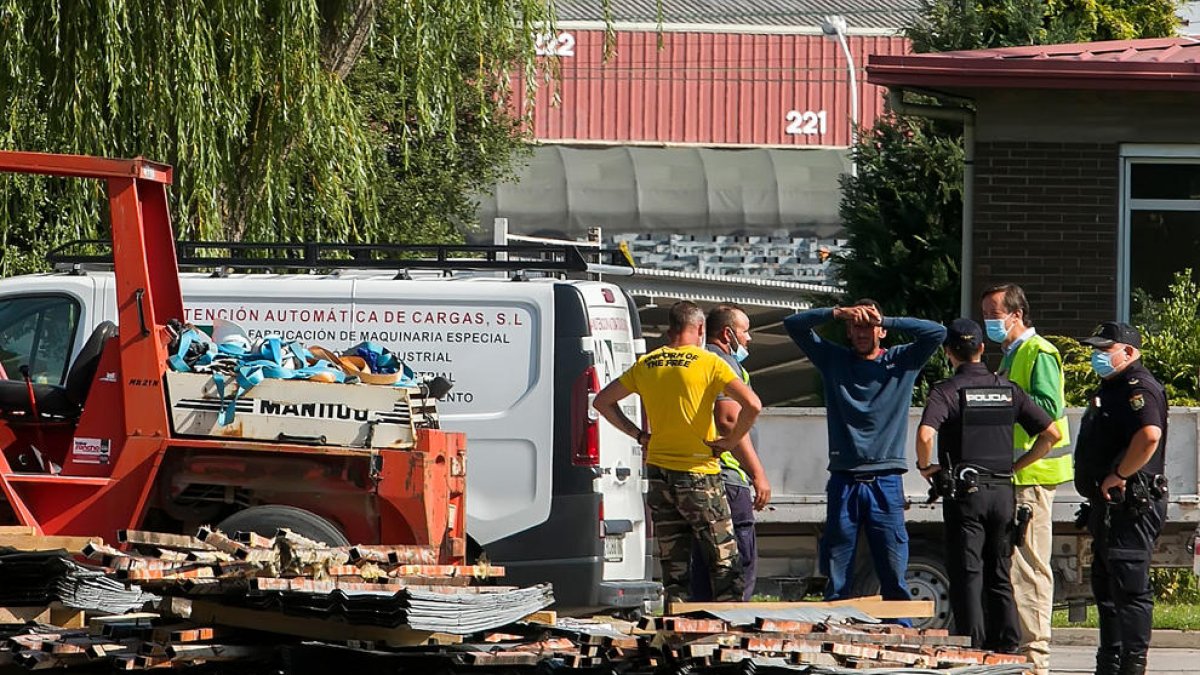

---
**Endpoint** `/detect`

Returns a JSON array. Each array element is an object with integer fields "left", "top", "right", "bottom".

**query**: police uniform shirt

[
  {"left": 920, "top": 362, "right": 1053, "bottom": 468},
  {"left": 1074, "top": 360, "right": 1168, "bottom": 499}
]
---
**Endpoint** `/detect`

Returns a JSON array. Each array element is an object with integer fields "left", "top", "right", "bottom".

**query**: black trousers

[
  {"left": 1087, "top": 494, "right": 1166, "bottom": 657},
  {"left": 943, "top": 480, "right": 1020, "bottom": 652}
]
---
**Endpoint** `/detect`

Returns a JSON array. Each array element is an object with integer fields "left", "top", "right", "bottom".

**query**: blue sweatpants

[{"left": 820, "top": 471, "right": 911, "bottom": 604}]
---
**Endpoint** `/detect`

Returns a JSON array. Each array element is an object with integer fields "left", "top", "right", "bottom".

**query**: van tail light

[{"left": 571, "top": 366, "right": 601, "bottom": 467}]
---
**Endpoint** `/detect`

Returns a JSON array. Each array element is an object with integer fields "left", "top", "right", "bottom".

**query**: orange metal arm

[{"left": 0, "top": 151, "right": 172, "bottom": 184}]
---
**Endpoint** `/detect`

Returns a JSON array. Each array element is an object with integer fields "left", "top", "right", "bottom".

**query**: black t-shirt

[
  {"left": 920, "top": 362, "right": 1053, "bottom": 467},
  {"left": 1074, "top": 360, "right": 1168, "bottom": 499}
]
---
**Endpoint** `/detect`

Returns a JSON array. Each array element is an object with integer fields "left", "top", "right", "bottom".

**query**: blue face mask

[
  {"left": 985, "top": 318, "right": 1010, "bottom": 344},
  {"left": 728, "top": 329, "right": 749, "bottom": 363},
  {"left": 733, "top": 343, "right": 749, "bottom": 363},
  {"left": 1091, "top": 350, "right": 1117, "bottom": 378}
]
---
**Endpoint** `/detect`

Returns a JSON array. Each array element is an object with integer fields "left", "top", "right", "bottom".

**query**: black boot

[
  {"left": 1095, "top": 646, "right": 1121, "bottom": 675},
  {"left": 1119, "top": 650, "right": 1148, "bottom": 675}
]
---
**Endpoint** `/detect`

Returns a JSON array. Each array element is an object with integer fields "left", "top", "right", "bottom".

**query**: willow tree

[{"left": 0, "top": 1, "right": 571, "bottom": 274}]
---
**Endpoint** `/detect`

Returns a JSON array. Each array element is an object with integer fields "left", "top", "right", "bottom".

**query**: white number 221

[{"left": 785, "top": 110, "right": 827, "bottom": 136}]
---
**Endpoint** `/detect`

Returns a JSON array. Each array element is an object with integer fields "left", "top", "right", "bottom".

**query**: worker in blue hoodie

[{"left": 785, "top": 299, "right": 946, "bottom": 604}]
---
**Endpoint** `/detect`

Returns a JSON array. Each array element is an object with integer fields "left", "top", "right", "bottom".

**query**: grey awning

[{"left": 476, "top": 145, "right": 851, "bottom": 239}]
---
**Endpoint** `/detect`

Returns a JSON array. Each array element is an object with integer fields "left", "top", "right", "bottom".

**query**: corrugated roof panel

[
  {"left": 867, "top": 37, "right": 1200, "bottom": 91},
  {"left": 551, "top": 0, "right": 921, "bottom": 30}
]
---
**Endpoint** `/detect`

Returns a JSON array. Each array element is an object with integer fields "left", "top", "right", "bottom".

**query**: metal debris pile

[
  {"left": 1, "top": 612, "right": 272, "bottom": 671},
  {"left": 0, "top": 526, "right": 1031, "bottom": 673},
  {"left": 0, "top": 608, "right": 1035, "bottom": 674}
]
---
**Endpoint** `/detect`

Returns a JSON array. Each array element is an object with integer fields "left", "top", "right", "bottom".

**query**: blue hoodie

[{"left": 784, "top": 308, "right": 946, "bottom": 473}]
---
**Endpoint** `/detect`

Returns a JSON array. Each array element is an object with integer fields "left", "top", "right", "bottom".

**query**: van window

[{"left": 0, "top": 295, "right": 81, "bottom": 384}]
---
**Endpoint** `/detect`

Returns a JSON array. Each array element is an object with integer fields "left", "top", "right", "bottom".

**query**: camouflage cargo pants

[{"left": 646, "top": 465, "right": 743, "bottom": 603}]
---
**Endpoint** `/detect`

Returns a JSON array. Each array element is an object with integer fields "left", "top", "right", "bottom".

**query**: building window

[{"left": 1119, "top": 146, "right": 1200, "bottom": 320}]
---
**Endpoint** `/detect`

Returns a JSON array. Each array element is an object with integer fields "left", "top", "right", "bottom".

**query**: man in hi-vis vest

[{"left": 981, "top": 284, "right": 1071, "bottom": 675}]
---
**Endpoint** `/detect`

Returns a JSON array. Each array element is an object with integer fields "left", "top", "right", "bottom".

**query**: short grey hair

[{"left": 668, "top": 301, "right": 705, "bottom": 336}]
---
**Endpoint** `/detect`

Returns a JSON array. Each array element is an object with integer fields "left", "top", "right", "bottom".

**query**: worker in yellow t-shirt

[{"left": 594, "top": 301, "right": 762, "bottom": 603}]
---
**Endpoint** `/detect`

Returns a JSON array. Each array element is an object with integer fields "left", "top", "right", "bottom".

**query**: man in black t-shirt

[
  {"left": 1074, "top": 322, "right": 1168, "bottom": 675},
  {"left": 916, "top": 319, "right": 1060, "bottom": 652}
]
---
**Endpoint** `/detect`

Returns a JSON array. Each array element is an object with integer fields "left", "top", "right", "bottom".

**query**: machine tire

[
  {"left": 850, "top": 544, "right": 954, "bottom": 630},
  {"left": 217, "top": 505, "right": 349, "bottom": 546}
]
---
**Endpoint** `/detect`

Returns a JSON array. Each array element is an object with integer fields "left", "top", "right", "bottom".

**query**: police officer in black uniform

[
  {"left": 1075, "top": 322, "right": 1169, "bottom": 675},
  {"left": 916, "top": 319, "right": 1062, "bottom": 651}
]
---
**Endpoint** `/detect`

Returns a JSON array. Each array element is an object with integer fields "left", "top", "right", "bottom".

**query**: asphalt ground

[
  {"left": 1050, "top": 630, "right": 1200, "bottom": 674},
  {"left": 1050, "top": 645, "right": 1200, "bottom": 674}
]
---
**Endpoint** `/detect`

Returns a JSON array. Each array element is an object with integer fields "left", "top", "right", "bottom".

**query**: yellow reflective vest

[
  {"left": 718, "top": 356, "right": 752, "bottom": 484},
  {"left": 1003, "top": 334, "right": 1073, "bottom": 486}
]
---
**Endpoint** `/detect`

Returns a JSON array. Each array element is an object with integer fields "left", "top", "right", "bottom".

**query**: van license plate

[{"left": 604, "top": 535, "right": 624, "bottom": 562}]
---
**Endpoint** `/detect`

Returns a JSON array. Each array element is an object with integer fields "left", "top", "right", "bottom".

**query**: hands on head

[{"left": 833, "top": 305, "right": 882, "bottom": 327}]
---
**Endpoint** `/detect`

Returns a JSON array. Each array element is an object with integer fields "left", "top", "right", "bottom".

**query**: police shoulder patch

[{"left": 1130, "top": 393, "right": 1145, "bottom": 411}]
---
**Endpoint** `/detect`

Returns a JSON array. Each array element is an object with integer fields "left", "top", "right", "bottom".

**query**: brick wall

[{"left": 973, "top": 141, "right": 1118, "bottom": 339}]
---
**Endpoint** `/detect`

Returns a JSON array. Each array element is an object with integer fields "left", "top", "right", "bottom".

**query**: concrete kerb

[{"left": 1052, "top": 628, "right": 1200, "bottom": 649}]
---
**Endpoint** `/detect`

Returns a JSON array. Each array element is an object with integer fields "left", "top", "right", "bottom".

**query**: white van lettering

[{"left": 441, "top": 391, "right": 474, "bottom": 403}]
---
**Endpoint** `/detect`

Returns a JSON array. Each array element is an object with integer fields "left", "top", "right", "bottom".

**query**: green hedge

[{"left": 1044, "top": 270, "right": 1200, "bottom": 408}]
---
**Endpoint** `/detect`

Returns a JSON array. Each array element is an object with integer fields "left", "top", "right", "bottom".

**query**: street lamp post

[{"left": 820, "top": 15, "right": 858, "bottom": 177}]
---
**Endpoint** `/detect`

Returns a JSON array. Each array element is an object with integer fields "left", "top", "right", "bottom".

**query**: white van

[{"left": 0, "top": 257, "right": 659, "bottom": 612}]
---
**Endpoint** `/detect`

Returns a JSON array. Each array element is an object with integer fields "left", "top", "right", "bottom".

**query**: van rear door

[
  {"left": 580, "top": 283, "right": 647, "bottom": 585},
  {"left": 349, "top": 279, "right": 554, "bottom": 548}
]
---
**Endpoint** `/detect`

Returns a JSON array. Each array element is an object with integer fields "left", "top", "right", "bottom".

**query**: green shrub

[
  {"left": 1133, "top": 271, "right": 1200, "bottom": 406},
  {"left": 1151, "top": 567, "right": 1200, "bottom": 605},
  {"left": 1042, "top": 334, "right": 1098, "bottom": 408},
  {"left": 1045, "top": 270, "right": 1200, "bottom": 407}
]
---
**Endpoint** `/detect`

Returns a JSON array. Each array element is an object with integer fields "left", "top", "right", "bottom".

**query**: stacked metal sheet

[
  {"left": 231, "top": 581, "right": 554, "bottom": 633},
  {"left": 0, "top": 550, "right": 155, "bottom": 613}
]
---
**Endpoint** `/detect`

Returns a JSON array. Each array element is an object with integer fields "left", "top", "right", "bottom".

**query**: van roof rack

[{"left": 47, "top": 240, "right": 634, "bottom": 275}]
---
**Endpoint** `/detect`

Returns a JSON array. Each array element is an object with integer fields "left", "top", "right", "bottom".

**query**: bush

[
  {"left": 1133, "top": 271, "right": 1200, "bottom": 406},
  {"left": 1042, "top": 334, "right": 1098, "bottom": 408},
  {"left": 1152, "top": 567, "right": 1200, "bottom": 605},
  {"left": 1044, "top": 270, "right": 1200, "bottom": 407}
]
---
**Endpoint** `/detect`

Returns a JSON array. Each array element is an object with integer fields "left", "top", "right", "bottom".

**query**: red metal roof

[{"left": 867, "top": 37, "right": 1200, "bottom": 91}]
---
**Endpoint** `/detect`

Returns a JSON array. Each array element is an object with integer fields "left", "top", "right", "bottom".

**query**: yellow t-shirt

[{"left": 619, "top": 345, "right": 738, "bottom": 474}]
